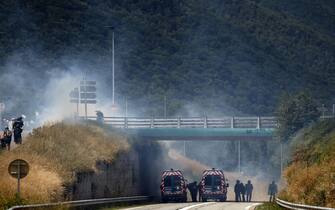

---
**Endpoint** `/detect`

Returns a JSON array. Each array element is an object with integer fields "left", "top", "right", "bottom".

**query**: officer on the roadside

[
  {"left": 187, "top": 181, "right": 199, "bottom": 202},
  {"left": 234, "top": 180, "right": 241, "bottom": 202},
  {"left": 240, "top": 182, "right": 246, "bottom": 202},
  {"left": 246, "top": 180, "right": 253, "bottom": 202},
  {"left": 268, "top": 181, "right": 278, "bottom": 202}
]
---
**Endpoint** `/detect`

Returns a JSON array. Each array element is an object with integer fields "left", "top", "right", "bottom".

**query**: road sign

[
  {"left": 80, "top": 85, "right": 96, "bottom": 92},
  {"left": 80, "top": 80, "right": 96, "bottom": 85},
  {"left": 8, "top": 159, "right": 29, "bottom": 199},
  {"left": 80, "top": 80, "right": 97, "bottom": 120},
  {"left": 69, "top": 88, "right": 79, "bottom": 98},
  {"left": 8, "top": 159, "right": 29, "bottom": 179},
  {"left": 70, "top": 99, "right": 79, "bottom": 103},
  {"left": 80, "top": 100, "right": 97, "bottom": 104},
  {"left": 80, "top": 92, "right": 96, "bottom": 99}
]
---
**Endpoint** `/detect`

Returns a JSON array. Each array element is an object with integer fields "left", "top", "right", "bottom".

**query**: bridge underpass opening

[{"left": 122, "top": 128, "right": 278, "bottom": 177}]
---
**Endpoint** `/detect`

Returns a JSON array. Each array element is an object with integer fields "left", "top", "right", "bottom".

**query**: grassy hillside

[
  {"left": 0, "top": 122, "right": 128, "bottom": 210},
  {"left": 280, "top": 119, "right": 335, "bottom": 207},
  {"left": 0, "top": 0, "right": 334, "bottom": 117}
]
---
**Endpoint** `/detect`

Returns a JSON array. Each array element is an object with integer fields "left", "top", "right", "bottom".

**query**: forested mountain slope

[{"left": 0, "top": 0, "right": 334, "bottom": 117}]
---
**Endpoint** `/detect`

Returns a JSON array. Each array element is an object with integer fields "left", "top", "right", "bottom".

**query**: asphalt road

[{"left": 121, "top": 202, "right": 261, "bottom": 210}]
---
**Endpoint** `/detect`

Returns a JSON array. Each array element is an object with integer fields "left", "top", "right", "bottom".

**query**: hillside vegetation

[
  {"left": 0, "top": 0, "right": 334, "bottom": 117},
  {"left": 0, "top": 122, "right": 128, "bottom": 210},
  {"left": 280, "top": 119, "right": 335, "bottom": 207}
]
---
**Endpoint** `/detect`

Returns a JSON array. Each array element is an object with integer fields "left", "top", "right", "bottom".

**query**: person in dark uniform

[
  {"left": 3, "top": 127, "right": 12, "bottom": 151},
  {"left": 240, "top": 182, "right": 246, "bottom": 202},
  {"left": 13, "top": 117, "right": 24, "bottom": 144},
  {"left": 0, "top": 131, "right": 6, "bottom": 149},
  {"left": 234, "top": 180, "right": 241, "bottom": 202},
  {"left": 187, "top": 181, "right": 199, "bottom": 202},
  {"left": 96, "top": 111, "right": 104, "bottom": 125},
  {"left": 245, "top": 180, "right": 253, "bottom": 202},
  {"left": 268, "top": 181, "right": 278, "bottom": 202}
]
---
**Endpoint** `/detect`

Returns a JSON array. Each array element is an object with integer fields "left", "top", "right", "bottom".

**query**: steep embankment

[
  {"left": 280, "top": 119, "right": 335, "bottom": 207},
  {"left": 0, "top": 122, "right": 128, "bottom": 209}
]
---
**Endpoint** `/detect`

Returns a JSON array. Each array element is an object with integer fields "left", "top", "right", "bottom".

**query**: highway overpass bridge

[
  {"left": 85, "top": 116, "right": 278, "bottom": 141},
  {"left": 84, "top": 115, "right": 279, "bottom": 173}
]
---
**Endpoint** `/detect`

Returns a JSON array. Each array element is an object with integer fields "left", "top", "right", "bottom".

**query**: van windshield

[
  {"left": 164, "top": 175, "right": 181, "bottom": 187},
  {"left": 204, "top": 175, "right": 221, "bottom": 186}
]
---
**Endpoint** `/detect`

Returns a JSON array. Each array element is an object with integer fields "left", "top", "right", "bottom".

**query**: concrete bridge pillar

[
  {"left": 231, "top": 117, "right": 235, "bottom": 128},
  {"left": 150, "top": 117, "right": 154, "bottom": 128},
  {"left": 124, "top": 117, "right": 128, "bottom": 128}
]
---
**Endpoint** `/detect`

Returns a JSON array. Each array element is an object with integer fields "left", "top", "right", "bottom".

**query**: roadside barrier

[
  {"left": 276, "top": 198, "right": 335, "bottom": 210},
  {"left": 8, "top": 196, "right": 151, "bottom": 210}
]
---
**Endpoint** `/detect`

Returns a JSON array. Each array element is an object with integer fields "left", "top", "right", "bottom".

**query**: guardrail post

[
  {"left": 124, "top": 117, "right": 128, "bottom": 128},
  {"left": 177, "top": 116, "right": 181, "bottom": 128},
  {"left": 257, "top": 117, "right": 260, "bottom": 129},
  {"left": 204, "top": 115, "right": 208, "bottom": 128},
  {"left": 150, "top": 117, "right": 154, "bottom": 128},
  {"left": 231, "top": 117, "right": 234, "bottom": 128}
]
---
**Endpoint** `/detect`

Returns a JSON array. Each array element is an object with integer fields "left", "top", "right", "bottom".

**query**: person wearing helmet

[
  {"left": 234, "top": 180, "right": 241, "bottom": 202},
  {"left": 13, "top": 116, "right": 24, "bottom": 144},
  {"left": 246, "top": 180, "right": 253, "bottom": 202},
  {"left": 3, "top": 127, "right": 12, "bottom": 151},
  {"left": 268, "top": 181, "right": 278, "bottom": 202}
]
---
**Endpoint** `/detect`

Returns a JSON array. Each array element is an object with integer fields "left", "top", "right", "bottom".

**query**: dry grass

[
  {"left": 281, "top": 160, "right": 335, "bottom": 207},
  {"left": 280, "top": 120, "right": 335, "bottom": 208},
  {"left": 0, "top": 122, "right": 128, "bottom": 209}
]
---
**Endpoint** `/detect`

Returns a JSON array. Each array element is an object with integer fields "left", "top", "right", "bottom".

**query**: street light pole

[
  {"left": 105, "top": 26, "right": 116, "bottom": 112},
  {"left": 164, "top": 96, "right": 167, "bottom": 118},
  {"left": 112, "top": 30, "right": 115, "bottom": 105}
]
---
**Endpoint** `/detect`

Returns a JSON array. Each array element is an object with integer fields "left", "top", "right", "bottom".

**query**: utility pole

[
  {"left": 164, "top": 96, "right": 167, "bottom": 119},
  {"left": 84, "top": 74, "right": 88, "bottom": 121},
  {"left": 124, "top": 96, "right": 128, "bottom": 117},
  {"left": 112, "top": 29, "right": 115, "bottom": 106},
  {"left": 239, "top": 140, "right": 241, "bottom": 174},
  {"left": 280, "top": 142, "right": 283, "bottom": 176},
  {"left": 322, "top": 104, "right": 325, "bottom": 119},
  {"left": 105, "top": 26, "right": 116, "bottom": 113}
]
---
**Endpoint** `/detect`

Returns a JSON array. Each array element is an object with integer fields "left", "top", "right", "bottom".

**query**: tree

[{"left": 276, "top": 91, "right": 320, "bottom": 142}]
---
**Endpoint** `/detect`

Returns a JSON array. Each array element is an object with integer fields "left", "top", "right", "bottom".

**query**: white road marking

[
  {"left": 121, "top": 204, "right": 160, "bottom": 210},
  {"left": 179, "top": 202, "right": 214, "bottom": 210},
  {"left": 245, "top": 203, "right": 261, "bottom": 210}
]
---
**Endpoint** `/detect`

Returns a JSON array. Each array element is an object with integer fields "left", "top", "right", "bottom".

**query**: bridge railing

[{"left": 84, "top": 116, "right": 278, "bottom": 129}]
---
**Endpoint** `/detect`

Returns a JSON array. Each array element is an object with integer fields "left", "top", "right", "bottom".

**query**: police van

[
  {"left": 160, "top": 169, "right": 187, "bottom": 202},
  {"left": 199, "top": 168, "right": 229, "bottom": 202}
]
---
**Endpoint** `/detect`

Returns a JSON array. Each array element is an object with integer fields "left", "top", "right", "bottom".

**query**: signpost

[
  {"left": 69, "top": 81, "right": 97, "bottom": 120},
  {"left": 80, "top": 80, "right": 97, "bottom": 120},
  {"left": 69, "top": 88, "right": 79, "bottom": 116},
  {"left": 8, "top": 159, "right": 29, "bottom": 199}
]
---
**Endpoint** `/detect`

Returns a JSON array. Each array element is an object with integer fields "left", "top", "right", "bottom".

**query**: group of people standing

[
  {"left": 0, "top": 117, "right": 24, "bottom": 151},
  {"left": 234, "top": 180, "right": 253, "bottom": 202}
]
